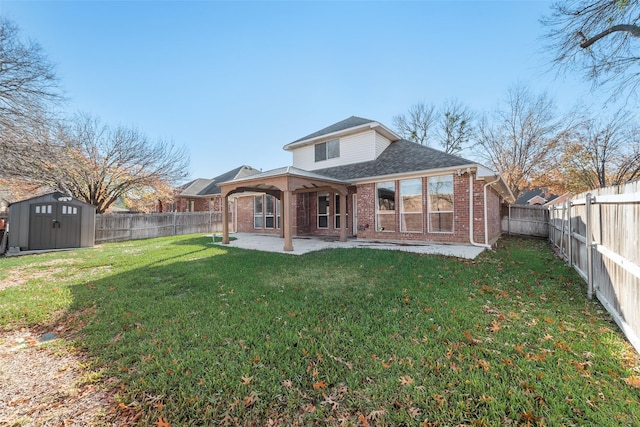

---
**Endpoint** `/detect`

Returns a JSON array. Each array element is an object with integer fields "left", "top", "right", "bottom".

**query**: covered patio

[{"left": 218, "top": 166, "right": 352, "bottom": 252}]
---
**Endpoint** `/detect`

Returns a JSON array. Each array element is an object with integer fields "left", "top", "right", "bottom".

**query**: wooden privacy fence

[
  {"left": 95, "top": 211, "right": 230, "bottom": 243},
  {"left": 501, "top": 205, "right": 549, "bottom": 237},
  {"left": 549, "top": 180, "right": 640, "bottom": 353}
]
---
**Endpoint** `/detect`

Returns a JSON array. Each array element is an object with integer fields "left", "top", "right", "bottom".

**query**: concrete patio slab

[{"left": 212, "top": 233, "right": 486, "bottom": 259}]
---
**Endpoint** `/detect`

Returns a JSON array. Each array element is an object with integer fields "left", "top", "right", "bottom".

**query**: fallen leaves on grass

[
  {"left": 399, "top": 375, "right": 414, "bottom": 386},
  {"left": 623, "top": 376, "right": 640, "bottom": 388},
  {"left": 312, "top": 380, "right": 326, "bottom": 389}
]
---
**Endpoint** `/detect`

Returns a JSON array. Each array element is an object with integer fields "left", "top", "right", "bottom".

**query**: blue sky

[{"left": 1, "top": 1, "right": 600, "bottom": 180}]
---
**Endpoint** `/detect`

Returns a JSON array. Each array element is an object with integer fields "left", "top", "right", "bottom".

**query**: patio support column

[
  {"left": 283, "top": 190, "right": 294, "bottom": 251},
  {"left": 339, "top": 193, "right": 347, "bottom": 242},
  {"left": 222, "top": 194, "right": 230, "bottom": 244}
]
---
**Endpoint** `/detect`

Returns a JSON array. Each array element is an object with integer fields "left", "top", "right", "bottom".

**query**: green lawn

[{"left": 1, "top": 235, "right": 639, "bottom": 426}]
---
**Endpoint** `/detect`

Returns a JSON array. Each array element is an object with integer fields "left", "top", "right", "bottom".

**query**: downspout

[
  {"left": 483, "top": 176, "right": 501, "bottom": 247},
  {"left": 468, "top": 170, "right": 493, "bottom": 249}
]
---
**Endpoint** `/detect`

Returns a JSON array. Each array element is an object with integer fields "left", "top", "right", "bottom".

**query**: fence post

[
  {"left": 508, "top": 204, "right": 511, "bottom": 236},
  {"left": 567, "top": 199, "right": 572, "bottom": 268},
  {"left": 173, "top": 210, "right": 177, "bottom": 236},
  {"left": 128, "top": 214, "right": 133, "bottom": 241},
  {"left": 560, "top": 202, "right": 566, "bottom": 259},
  {"left": 549, "top": 206, "right": 555, "bottom": 246},
  {"left": 586, "top": 193, "right": 593, "bottom": 300}
]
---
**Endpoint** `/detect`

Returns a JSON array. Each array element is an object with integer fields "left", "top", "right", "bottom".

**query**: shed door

[
  {"left": 29, "top": 203, "right": 56, "bottom": 250},
  {"left": 28, "top": 203, "right": 82, "bottom": 250},
  {"left": 56, "top": 204, "right": 81, "bottom": 249}
]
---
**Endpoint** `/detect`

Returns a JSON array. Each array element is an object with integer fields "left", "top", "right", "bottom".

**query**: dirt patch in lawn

[
  {"left": 0, "top": 328, "right": 126, "bottom": 426},
  {"left": 0, "top": 259, "right": 77, "bottom": 291}
]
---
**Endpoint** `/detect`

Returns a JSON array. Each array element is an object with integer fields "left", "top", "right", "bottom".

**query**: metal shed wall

[{"left": 8, "top": 193, "right": 96, "bottom": 251}]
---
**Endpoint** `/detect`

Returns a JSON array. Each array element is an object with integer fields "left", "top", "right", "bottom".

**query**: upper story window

[{"left": 314, "top": 139, "right": 340, "bottom": 162}]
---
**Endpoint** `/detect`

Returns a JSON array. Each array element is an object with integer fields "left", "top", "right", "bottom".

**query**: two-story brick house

[{"left": 219, "top": 116, "right": 514, "bottom": 251}]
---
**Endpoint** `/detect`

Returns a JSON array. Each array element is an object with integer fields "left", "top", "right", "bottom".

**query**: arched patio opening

[{"left": 219, "top": 167, "right": 350, "bottom": 252}]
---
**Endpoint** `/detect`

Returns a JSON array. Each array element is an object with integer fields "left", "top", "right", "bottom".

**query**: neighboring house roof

[
  {"left": 313, "top": 139, "right": 475, "bottom": 181},
  {"left": 544, "top": 192, "right": 572, "bottom": 206},
  {"left": 178, "top": 178, "right": 215, "bottom": 197},
  {"left": 516, "top": 189, "right": 558, "bottom": 205},
  {"left": 179, "top": 165, "right": 261, "bottom": 197}
]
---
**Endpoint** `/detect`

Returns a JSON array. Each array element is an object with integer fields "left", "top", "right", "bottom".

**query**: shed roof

[{"left": 8, "top": 191, "right": 96, "bottom": 209}]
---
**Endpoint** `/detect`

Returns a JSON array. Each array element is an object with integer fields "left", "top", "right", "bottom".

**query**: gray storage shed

[{"left": 8, "top": 192, "right": 96, "bottom": 252}]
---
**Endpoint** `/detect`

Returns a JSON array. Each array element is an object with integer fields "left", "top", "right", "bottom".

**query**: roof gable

[
  {"left": 291, "top": 116, "right": 375, "bottom": 144},
  {"left": 283, "top": 116, "right": 399, "bottom": 152}
]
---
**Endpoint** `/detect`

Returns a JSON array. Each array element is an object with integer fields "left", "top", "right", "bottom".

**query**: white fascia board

[
  {"left": 283, "top": 122, "right": 400, "bottom": 151},
  {"left": 475, "top": 164, "right": 498, "bottom": 178},
  {"left": 471, "top": 164, "right": 515, "bottom": 203}
]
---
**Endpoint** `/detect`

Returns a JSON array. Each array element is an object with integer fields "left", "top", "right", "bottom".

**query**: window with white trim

[
  {"left": 318, "top": 193, "right": 329, "bottom": 228},
  {"left": 254, "top": 195, "right": 263, "bottom": 228},
  {"left": 400, "top": 178, "right": 423, "bottom": 232},
  {"left": 314, "top": 139, "right": 340, "bottom": 162},
  {"left": 376, "top": 181, "right": 396, "bottom": 232},
  {"left": 265, "top": 195, "right": 275, "bottom": 229},
  {"left": 254, "top": 195, "right": 280, "bottom": 229},
  {"left": 428, "top": 175, "right": 454, "bottom": 232}
]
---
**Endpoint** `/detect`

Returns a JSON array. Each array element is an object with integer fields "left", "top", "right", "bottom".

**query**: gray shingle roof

[
  {"left": 312, "top": 139, "right": 475, "bottom": 181},
  {"left": 180, "top": 166, "right": 261, "bottom": 196},
  {"left": 290, "top": 116, "right": 375, "bottom": 144},
  {"left": 178, "top": 178, "right": 215, "bottom": 196}
]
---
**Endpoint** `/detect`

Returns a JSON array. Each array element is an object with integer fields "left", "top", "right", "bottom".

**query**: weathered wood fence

[
  {"left": 501, "top": 205, "right": 549, "bottom": 237},
  {"left": 95, "top": 211, "right": 230, "bottom": 243},
  {"left": 548, "top": 180, "right": 640, "bottom": 353}
]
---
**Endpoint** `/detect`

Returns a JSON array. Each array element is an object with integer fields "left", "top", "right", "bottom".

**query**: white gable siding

[
  {"left": 375, "top": 133, "right": 391, "bottom": 157},
  {"left": 292, "top": 130, "right": 379, "bottom": 170}
]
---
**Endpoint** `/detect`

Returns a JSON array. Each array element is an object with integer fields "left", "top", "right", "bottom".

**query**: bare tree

[
  {"left": 0, "top": 18, "right": 62, "bottom": 134},
  {"left": 558, "top": 112, "right": 640, "bottom": 190},
  {"left": 613, "top": 130, "right": 640, "bottom": 184},
  {"left": 0, "top": 18, "right": 64, "bottom": 182},
  {"left": 15, "top": 114, "right": 189, "bottom": 213},
  {"left": 475, "top": 85, "right": 569, "bottom": 198},
  {"left": 437, "top": 99, "right": 475, "bottom": 155},
  {"left": 542, "top": 0, "right": 640, "bottom": 100},
  {"left": 392, "top": 102, "right": 437, "bottom": 145}
]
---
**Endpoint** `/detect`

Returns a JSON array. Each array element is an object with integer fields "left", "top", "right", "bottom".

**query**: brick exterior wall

[
  {"left": 355, "top": 174, "right": 480, "bottom": 244},
  {"left": 176, "top": 195, "right": 224, "bottom": 212},
  {"left": 486, "top": 185, "right": 502, "bottom": 244},
  {"left": 231, "top": 172, "right": 505, "bottom": 245},
  {"left": 235, "top": 195, "right": 282, "bottom": 235}
]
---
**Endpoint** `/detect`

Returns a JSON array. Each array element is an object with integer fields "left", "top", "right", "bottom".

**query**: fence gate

[{"left": 28, "top": 202, "right": 81, "bottom": 250}]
